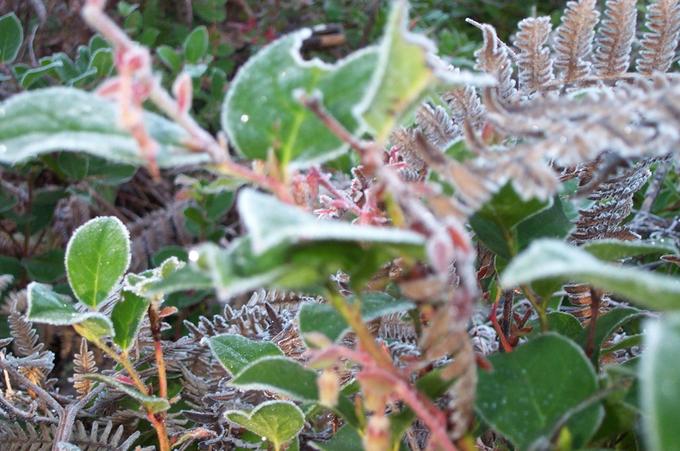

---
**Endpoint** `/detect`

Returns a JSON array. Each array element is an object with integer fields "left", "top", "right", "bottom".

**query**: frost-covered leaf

[
  {"left": 582, "top": 239, "right": 677, "bottom": 261},
  {"left": 84, "top": 374, "right": 170, "bottom": 413},
  {"left": 476, "top": 333, "right": 603, "bottom": 449},
  {"left": 231, "top": 356, "right": 319, "bottom": 401},
  {"left": 222, "top": 28, "right": 377, "bottom": 167},
  {"left": 123, "top": 256, "right": 185, "bottom": 296},
  {"left": 501, "top": 240, "right": 680, "bottom": 310},
  {"left": 66, "top": 217, "right": 131, "bottom": 309},
  {"left": 208, "top": 334, "right": 283, "bottom": 375},
  {"left": 239, "top": 189, "right": 424, "bottom": 255},
  {"left": 111, "top": 291, "right": 149, "bottom": 352},
  {"left": 26, "top": 282, "right": 113, "bottom": 341},
  {"left": 225, "top": 401, "right": 304, "bottom": 450},
  {"left": 298, "top": 292, "right": 413, "bottom": 344},
  {"left": 356, "top": 0, "right": 492, "bottom": 143},
  {"left": 310, "top": 425, "right": 362, "bottom": 451},
  {"left": 0, "top": 88, "right": 210, "bottom": 167},
  {"left": 640, "top": 313, "right": 680, "bottom": 451},
  {"left": 0, "top": 13, "right": 23, "bottom": 64}
]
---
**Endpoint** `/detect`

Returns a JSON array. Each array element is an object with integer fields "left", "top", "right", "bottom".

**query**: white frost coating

[
  {"left": 229, "top": 356, "right": 317, "bottom": 402},
  {"left": 64, "top": 216, "right": 131, "bottom": 309},
  {"left": 352, "top": 0, "right": 494, "bottom": 136},
  {"left": 222, "top": 27, "right": 379, "bottom": 169},
  {"left": 237, "top": 188, "right": 425, "bottom": 256},
  {"left": 223, "top": 399, "right": 305, "bottom": 432},
  {"left": 26, "top": 282, "right": 114, "bottom": 331}
]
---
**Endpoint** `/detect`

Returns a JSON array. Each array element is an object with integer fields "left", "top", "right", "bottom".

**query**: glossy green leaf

[
  {"left": 84, "top": 374, "right": 170, "bottom": 413},
  {"left": 582, "top": 239, "right": 677, "bottom": 261},
  {"left": 356, "top": 0, "right": 492, "bottom": 142},
  {"left": 516, "top": 196, "right": 573, "bottom": 250},
  {"left": 157, "top": 45, "right": 182, "bottom": 72},
  {"left": 640, "top": 313, "right": 680, "bottom": 451},
  {"left": 20, "top": 60, "right": 64, "bottom": 89},
  {"left": 66, "top": 216, "right": 131, "bottom": 308},
  {"left": 0, "top": 88, "right": 210, "bottom": 167},
  {"left": 183, "top": 26, "right": 209, "bottom": 63},
  {"left": 222, "top": 29, "right": 377, "bottom": 167},
  {"left": 225, "top": 401, "right": 304, "bottom": 450},
  {"left": 231, "top": 356, "right": 319, "bottom": 401},
  {"left": 470, "top": 183, "right": 550, "bottom": 259},
  {"left": 208, "top": 334, "right": 283, "bottom": 376},
  {"left": 239, "top": 189, "right": 424, "bottom": 255},
  {"left": 0, "top": 13, "right": 23, "bottom": 64},
  {"left": 528, "top": 312, "right": 583, "bottom": 342},
  {"left": 298, "top": 292, "right": 413, "bottom": 344},
  {"left": 111, "top": 291, "right": 150, "bottom": 352},
  {"left": 501, "top": 240, "right": 680, "bottom": 311},
  {"left": 26, "top": 282, "right": 113, "bottom": 340},
  {"left": 476, "top": 333, "right": 603, "bottom": 450}
]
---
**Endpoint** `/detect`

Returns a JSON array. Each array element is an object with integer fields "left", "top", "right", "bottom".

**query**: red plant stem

[
  {"left": 148, "top": 301, "right": 168, "bottom": 399},
  {"left": 81, "top": 0, "right": 293, "bottom": 204},
  {"left": 585, "top": 288, "right": 603, "bottom": 358},
  {"left": 489, "top": 299, "right": 513, "bottom": 353}
]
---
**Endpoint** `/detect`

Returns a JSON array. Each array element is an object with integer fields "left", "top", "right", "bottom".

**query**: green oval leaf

[
  {"left": 501, "top": 239, "right": 680, "bottom": 311},
  {"left": 640, "top": 314, "right": 680, "bottom": 451},
  {"left": 208, "top": 334, "right": 283, "bottom": 376},
  {"left": 0, "top": 88, "right": 210, "bottom": 167},
  {"left": 476, "top": 333, "right": 603, "bottom": 449},
  {"left": 231, "top": 356, "right": 319, "bottom": 401},
  {"left": 183, "top": 26, "right": 209, "bottom": 63},
  {"left": 226, "top": 401, "right": 304, "bottom": 450},
  {"left": 222, "top": 30, "right": 377, "bottom": 168},
  {"left": 111, "top": 291, "right": 149, "bottom": 352},
  {"left": 582, "top": 239, "right": 677, "bottom": 261},
  {"left": 66, "top": 216, "right": 131, "bottom": 309},
  {"left": 26, "top": 282, "right": 113, "bottom": 340},
  {"left": 0, "top": 13, "right": 23, "bottom": 64}
]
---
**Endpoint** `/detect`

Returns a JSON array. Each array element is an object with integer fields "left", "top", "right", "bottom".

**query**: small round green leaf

[
  {"left": 0, "top": 13, "right": 23, "bottom": 64},
  {"left": 111, "top": 291, "right": 149, "bottom": 352},
  {"left": 226, "top": 401, "right": 304, "bottom": 450},
  {"left": 66, "top": 216, "right": 131, "bottom": 309},
  {"left": 183, "top": 26, "right": 209, "bottom": 63}
]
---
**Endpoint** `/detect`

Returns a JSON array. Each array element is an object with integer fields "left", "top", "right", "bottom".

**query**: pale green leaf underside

[
  {"left": 222, "top": 28, "right": 377, "bottom": 168},
  {"left": 0, "top": 87, "right": 209, "bottom": 167},
  {"left": 65, "top": 216, "right": 131, "bottom": 309},
  {"left": 238, "top": 188, "right": 425, "bottom": 255},
  {"left": 26, "top": 282, "right": 113, "bottom": 340},
  {"left": 225, "top": 401, "right": 304, "bottom": 448},
  {"left": 501, "top": 239, "right": 680, "bottom": 311},
  {"left": 641, "top": 314, "right": 680, "bottom": 451}
]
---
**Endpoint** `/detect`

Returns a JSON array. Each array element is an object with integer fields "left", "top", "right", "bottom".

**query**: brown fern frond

[
  {"left": 471, "top": 22, "right": 518, "bottom": 106},
  {"left": 554, "top": 0, "right": 600, "bottom": 83},
  {"left": 72, "top": 338, "right": 98, "bottom": 398},
  {"left": 514, "top": 16, "right": 554, "bottom": 95},
  {"left": 637, "top": 0, "right": 680, "bottom": 75},
  {"left": 8, "top": 293, "right": 43, "bottom": 357},
  {"left": 128, "top": 200, "right": 193, "bottom": 272},
  {"left": 594, "top": 0, "right": 638, "bottom": 78},
  {"left": 442, "top": 69, "right": 485, "bottom": 129},
  {"left": 415, "top": 103, "right": 457, "bottom": 148}
]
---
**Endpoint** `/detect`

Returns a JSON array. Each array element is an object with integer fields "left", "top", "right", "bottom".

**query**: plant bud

[
  {"left": 317, "top": 369, "right": 340, "bottom": 408},
  {"left": 173, "top": 72, "right": 193, "bottom": 116},
  {"left": 362, "top": 414, "right": 391, "bottom": 451}
]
